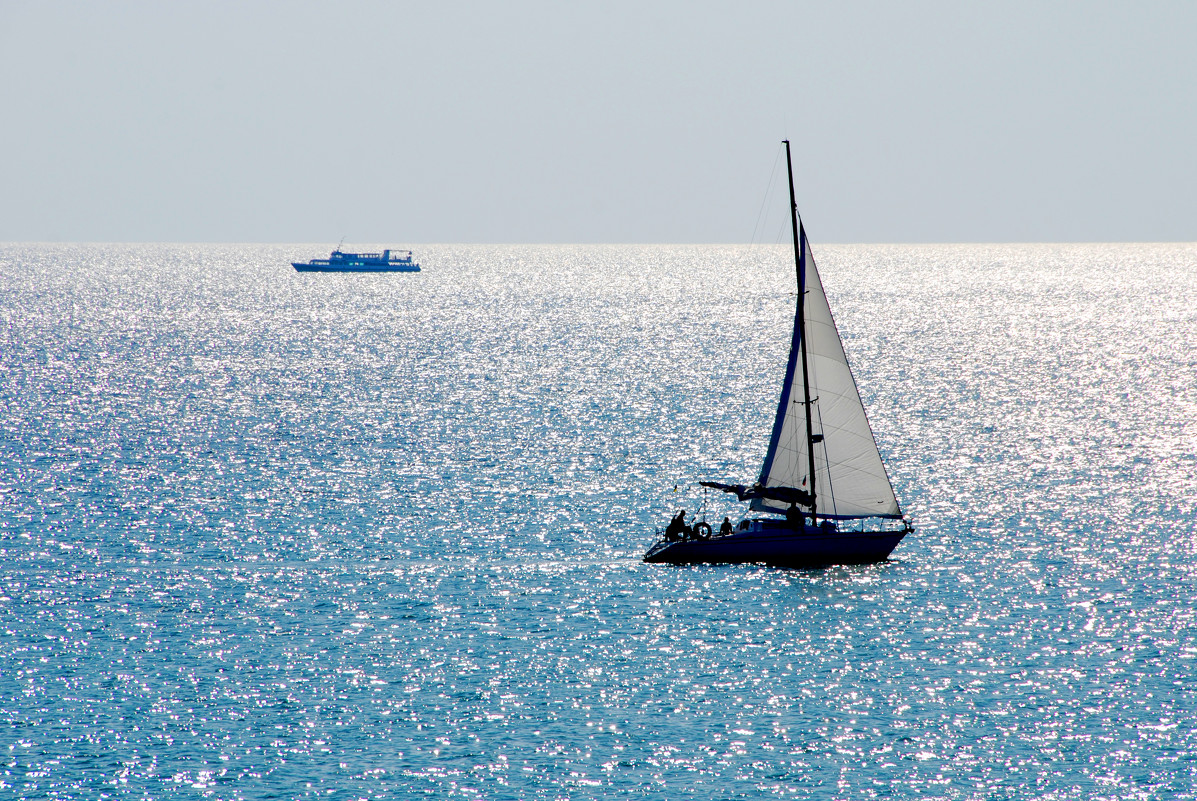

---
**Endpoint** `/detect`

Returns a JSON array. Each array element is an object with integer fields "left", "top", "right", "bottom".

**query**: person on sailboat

[
  {"left": 665, "top": 510, "right": 689, "bottom": 542},
  {"left": 719, "top": 517, "right": 734, "bottom": 538}
]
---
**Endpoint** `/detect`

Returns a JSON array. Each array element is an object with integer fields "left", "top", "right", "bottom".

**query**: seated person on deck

[{"left": 665, "top": 510, "right": 690, "bottom": 542}]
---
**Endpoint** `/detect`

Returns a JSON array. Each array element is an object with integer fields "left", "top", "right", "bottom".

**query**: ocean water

[{"left": 1, "top": 242, "right": 1195, "bottom": 799}]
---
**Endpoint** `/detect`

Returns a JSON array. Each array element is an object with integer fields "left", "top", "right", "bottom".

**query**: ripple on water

[{"left": 1, "top": 243, "right": 1196, "bottom": 798}]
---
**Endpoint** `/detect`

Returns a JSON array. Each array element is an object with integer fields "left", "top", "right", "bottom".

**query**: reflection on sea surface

[{"left": 1, "top": 243, "right": 1195, "bottom": 798}]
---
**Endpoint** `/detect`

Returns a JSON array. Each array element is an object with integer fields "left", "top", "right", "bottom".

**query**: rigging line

[
  {"left": 773, "top": 218, "right": 789, "bottom": 246},
  {"left": 749, "top": 145, "right": 785, "bottom": 247},
  {"left": 813, "top": 399, "right": 837, "bottom": 517}
]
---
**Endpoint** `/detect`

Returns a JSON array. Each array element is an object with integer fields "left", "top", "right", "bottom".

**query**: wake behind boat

[
  {"left": 644, "top": 141, "right": 911, "bottom": 567},
  {"left": 293, "top": 247, "right": 420, "bottom": 273}
]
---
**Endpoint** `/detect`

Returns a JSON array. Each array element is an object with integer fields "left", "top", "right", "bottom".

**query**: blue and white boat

[
  {"left": 644, "top": 141, "right": 911, "bottom": 567},
  {"left": 293, "top": 247, "right": 420, "bottom": 273}
]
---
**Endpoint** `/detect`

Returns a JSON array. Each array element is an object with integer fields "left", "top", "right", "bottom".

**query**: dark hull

[
  {"left": 293, "top": 263, "right": 420, "bottom": 273},
  {"left": 643, "top": 521, "right": 907, "bottom": 567}
]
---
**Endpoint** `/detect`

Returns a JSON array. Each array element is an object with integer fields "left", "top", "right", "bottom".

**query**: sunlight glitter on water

[{"left": 1, "top": 242, "right": 1196, "bottom": 798}]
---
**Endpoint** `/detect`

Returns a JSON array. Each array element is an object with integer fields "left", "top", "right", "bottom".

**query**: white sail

[{"left": 752, "top": 227, "right": 902, "bottom": 519}]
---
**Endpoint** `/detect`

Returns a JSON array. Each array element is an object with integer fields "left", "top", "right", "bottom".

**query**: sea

[{"left": 1, "top": 242, "right": 1195, "bottom": 800}]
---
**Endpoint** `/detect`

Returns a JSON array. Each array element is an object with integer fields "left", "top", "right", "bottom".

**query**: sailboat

[{"left": 643, "top": 141, "right": 911, "bottom": 567}]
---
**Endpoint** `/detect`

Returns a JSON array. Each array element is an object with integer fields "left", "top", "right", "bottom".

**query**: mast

[{"left": 783, "top": 140, "right": 818, "bottom": 522}]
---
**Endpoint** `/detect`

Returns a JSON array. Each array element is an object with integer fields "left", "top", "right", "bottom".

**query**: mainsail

[{"left": 752, "top": 225, "right": 903, "bottom": 520}]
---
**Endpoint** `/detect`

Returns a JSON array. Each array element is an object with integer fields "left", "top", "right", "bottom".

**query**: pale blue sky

[{"left": 1, "top": 0, "right": 1193, "bottom": 243}]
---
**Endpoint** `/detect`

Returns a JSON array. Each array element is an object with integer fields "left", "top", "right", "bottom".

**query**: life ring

[{"left": 693, "top": 522, "right": 712, "bottom": 540}]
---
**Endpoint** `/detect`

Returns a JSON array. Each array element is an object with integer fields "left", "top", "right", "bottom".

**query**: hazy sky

[{"left": 1, "top": 0, "right": 1194, "bottom": 243}]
